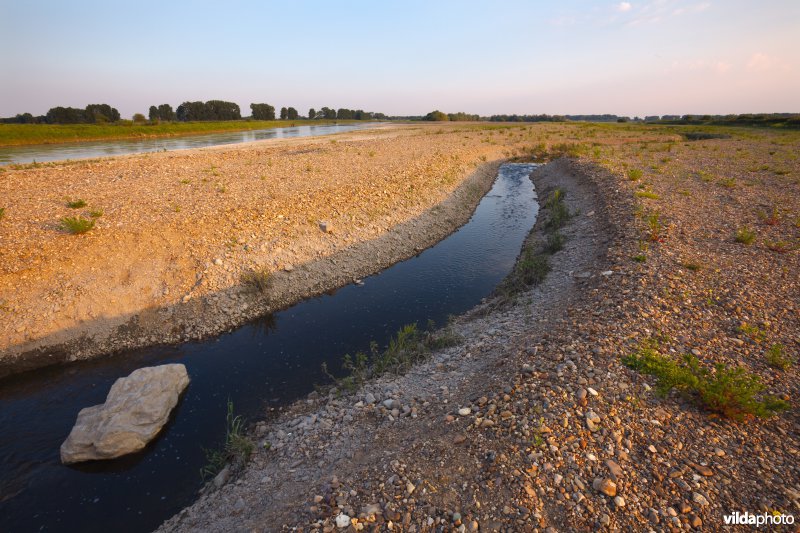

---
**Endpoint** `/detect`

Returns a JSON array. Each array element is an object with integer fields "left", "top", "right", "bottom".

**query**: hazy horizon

[{"left": 1, "top": 0, "right": 798, "bottom": 119}]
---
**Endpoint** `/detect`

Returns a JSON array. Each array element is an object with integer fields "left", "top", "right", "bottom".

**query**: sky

[{"left": 1, "top": 0, "right": 798, "bottom": 118}]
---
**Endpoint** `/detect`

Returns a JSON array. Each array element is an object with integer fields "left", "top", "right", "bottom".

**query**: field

[{"left": 0, "top": 119, "right": 362, "bottom": 147}]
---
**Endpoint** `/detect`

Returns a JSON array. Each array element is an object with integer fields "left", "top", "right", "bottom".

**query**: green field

[{"left": 0, "top": 120, "right": 364, "bottom": 147}]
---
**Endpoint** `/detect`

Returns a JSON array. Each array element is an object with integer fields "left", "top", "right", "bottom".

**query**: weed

[
  {"left": 735, "top": 227, "right": 756, "bottom": 244},
  {"left": 179, "top": 179, "right": 191, "bottom": 185},
  {"left": 682, "top": 261, "right": 702, "bottom": 271},
  {"left": 646, "top": 212, "right": 663, "bottom": 242},
  {"left": 544, "top": 188, "right": 570, "bottom": 230},
  {"left": 633, "top": 254, "right": 647, "bottom": 262},
  {"left": 88, "top": 209, "right": 103, "bottom": 218},
  {"left": 66, "top": 199, "right": 87, "bottom": 209},
  {"left": 719, "top": 177, "right": 736, "bottom": 188},
  {"left": 628, "top": 168, "right": 643, "bottom": 181},
  {"left": 635, "top": 189, "right": 660, "bottom": 200},
  {"left": 765, "top": 240, "right": 792, "bottom": 253},
  {"left": 698, "top": 171, "right": 714, "bottom": 183},
  {"left": 200, "top": 400, "right": 254, "bottom": 481},
  {"left": 544, "top": 232, "right": 565, "bottom": 253},
  {"left": 757, "top": 207, "right": 780, "bottom": 226},
  {"left": 60, "top": 216, "right": 95, "bottom": 234},
  {"left": 517, "top": 248, "right": 551, "bottom": 286},
  {"left": 683, "top": 132, "right": 731, "bottom": 141},
  {"left": 738, "top": 322, "right": 766, "bottom": 343},
  {"left": 623, "top": 344, "right": 788, "bottom": 420},
  {"left": 0, "top": 207, "right": 4, "bottom": 221},
  {"left": 241, "top": 267, "right": 272, "bottom": 293},
  {"left": 765, "top": 344, "right": 794, "bottom": 370}
]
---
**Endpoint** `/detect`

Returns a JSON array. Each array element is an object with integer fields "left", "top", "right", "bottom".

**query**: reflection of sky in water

[
  {"left": 0, "top": 164, "right": 539, "bottom": 533},
  {"left": 0, "top": 123, "right": 378, "bottom": 165}
]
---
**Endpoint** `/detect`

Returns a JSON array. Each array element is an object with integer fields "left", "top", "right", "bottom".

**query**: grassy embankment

[{"left": 0, "top": 119, "right": 365, "bottom": 147}]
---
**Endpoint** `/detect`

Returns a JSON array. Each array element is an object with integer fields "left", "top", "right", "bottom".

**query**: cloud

[
  {"left": 746, "top": 52, "right": 789, "bottom": 72},
  {"left": 626, "top": 0, "right": 711, "bottom": 26},
  {"left": 616, "top": 2, "right": 633, "bottom": 12}
]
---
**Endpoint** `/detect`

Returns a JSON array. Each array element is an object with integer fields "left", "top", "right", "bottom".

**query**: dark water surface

[
  {"left": 0, "top": 123, "right": 379, "bottom": 165},
  {"left": 0, "top": 164, "right": 539, "bottom": 532}
]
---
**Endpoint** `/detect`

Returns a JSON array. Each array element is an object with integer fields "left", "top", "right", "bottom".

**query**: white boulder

[{"left": 60, "top": 364, "right": 190, "bottom": 464}]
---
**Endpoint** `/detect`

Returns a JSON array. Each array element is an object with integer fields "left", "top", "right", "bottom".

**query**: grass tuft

[
  {"left": 734, "top": 227, "right": 756, "bottom": 245},
  {"left": 60, "top": 216, "right": 95, "bottom": 234},
  {"left": 200, "top": 400, "right": 254, "bottom": 482},
  {"left": 241, "top": 267, "right": 272, "bottom": 294},
  {"left": 66, "top": 199, "right": 87, "bottom": 209},
  {"left": 765, "top": 344, "right": 794, "bottom": 371}
]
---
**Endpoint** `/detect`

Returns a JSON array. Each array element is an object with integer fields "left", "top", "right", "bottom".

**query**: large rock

[{"left": 60, "top": 364, "right": 190, "bottom": 464}]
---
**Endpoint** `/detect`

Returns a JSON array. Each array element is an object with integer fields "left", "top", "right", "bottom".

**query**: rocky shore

[{"left": 160, "top": 126, "right": 799, "bottom": 531}]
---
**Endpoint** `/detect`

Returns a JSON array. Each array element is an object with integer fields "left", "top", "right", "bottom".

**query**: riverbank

[
  {"left": 1, "top": 124, "right": 524, "bottom": 377},
  {"left": 161, "top": 125, "right": 799, "bottom": 531},
  {"left": 0, "top": 120, "right": 366, "bottom": 147}
]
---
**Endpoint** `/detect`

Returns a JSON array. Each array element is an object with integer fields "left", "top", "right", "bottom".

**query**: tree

[
  {"left": 287, "top": 107, "right": 298, "bottom": 120},
  {"left": 320, "top": 107, "right": 336, "bottom": 119},
  {"left": 132, "top": 113, "right": 146, "bottom": 123},
  {"left": 308, "top": 108, "right": 316, "bottom": 119},
  {"left": 337, "top": 108, "right": 353, "bottom": 120},
  {"left": 149, "top": 106, "right": 159, "bottom": 122},
  {"left": 423, "top": 110, "right": 449, "bottom": 121},
  {"left": 250, "top": 103, "right": 276, "bottom": 120},
  {"left": 157, "top": 104, "right": 176, "bottom": 121},
  {"left": 280, "top": 107, "right": 288, "bottom": 120},
  {"left": 176, "top": 100, "right": 240, "bottom": 121},
  {"left": 85, "top": 104, "right": 120, "bottom": 123}
]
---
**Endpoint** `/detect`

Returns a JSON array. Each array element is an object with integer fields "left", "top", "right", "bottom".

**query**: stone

[
  {"left": 365, "top": 393, "right": 376, "bottom": 405},
  {"left": 613, "top": 496, "right": 625, "bottom": 508},
  {"left": 335, "top": 513, "right": 351, "bottom": 529},
  {"left": 60, "top": 364, "right": 190, "bottom": 464},
  {"left": 319, "top": 220, "right": 333, "bottom": 234},
  {"left": 604, "top": 459, "right": 623, "bottom": 480},
  {"left": 688, "top": 514, "right": 702, "bottom": 528},
  {"left": 690, "top": 462, "right": 714, "bottom": 476},
  {"left": 213, "top": 466, "right": 230, "bottom": 488},
  {"left": 692, "top": 492, "right": 710, "bottom": 507},
  {"left": 458, "top": 407, "right": 471, "bottom": 416},
  {"left": 592, "top": 477, "right": 617, "bottom": 497},
  {"left": 586, "top": 410, "right": 601, "bottom": 432}
]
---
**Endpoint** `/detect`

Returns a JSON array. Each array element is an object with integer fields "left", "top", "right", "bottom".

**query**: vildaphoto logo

[{"left": 724, "top": 511, "right": 795, "bottom": 527}]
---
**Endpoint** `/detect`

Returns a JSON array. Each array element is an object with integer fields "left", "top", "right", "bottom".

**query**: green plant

[
  {"left": 544, "top": 188, "right": 570, "bottom": 230},
  {"left": 719, "top": 177, "right": 736, "bottom": 188},
  {"left": 241, "top": 267, "right": 271, "bottom": 293},
  {"left": 628, "top": 168, "right": 643, "bottom": 181},
  {"left": 0, "top": 207, "right": 5, "bottom": 220},
  {"left": 635, "top": 189, "right": 660, "bottom": 200},
  {"left": 623, "top": 345, "right": 789, "bottom": 420},
  {"left": 735, "top": 227, "right": 756, "bottom": 244},
  {"left": 646, "top": 212, "right": 663, "bottom": 242},
  {"left": 544, "top": 231, "right": 565, "bottom": 253},
  {"left": 738, "top": 322, "right": 766, "bottom": 342},
  {"left": 88, "top": 209, "right": 103, "bottom": 218},
  {"left": 200, "top": 400, "right": 254, "bottom": 481},
  {"left": 66, "top": 199, "right": 87, "bottom": 209},
  {"left": 60, "top": 216, "right": 95, "bottom": 234},
  {"left": 632, "top": 254, "right": 647, "bottom": 262},
  {"left": 682, "top": 261, "right": 702, "bottom": 271},
  {"left": 758, "top": 207, "right": 780, "bottom": 226},
  {"left": 766, "top": 344, "right": 794, "bottom": 371},
  {"left": 765, "top": 240, "right": 792, "bottom": 253}
]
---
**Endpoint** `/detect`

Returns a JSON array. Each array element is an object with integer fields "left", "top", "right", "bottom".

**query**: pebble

[
  {"left": 613, "top": 496, "right": 625, "bottom": 508},
  {"left": 692, "top": 492, "right": 710, "bottom": 507},
  {"left": 592, "top": 477, "right": 617, "bottom": 497},
  {"left": 335, "top": 513, "right": 351, "bottom": 529},
  {"left": 458, "top": 407, "right": 471, "bottom": 416}
]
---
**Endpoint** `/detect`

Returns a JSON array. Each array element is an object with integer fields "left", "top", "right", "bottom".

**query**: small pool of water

[
  {"left": 0, "top": 163, "right": 539, "bottom": 532},
  {"left": 0, "top": 123, "right": 380, "bottom": 165}
]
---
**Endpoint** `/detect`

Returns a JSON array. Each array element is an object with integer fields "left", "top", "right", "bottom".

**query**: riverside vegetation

[{"left": 153, "top": 122, "right": 798, "bottom": 532}]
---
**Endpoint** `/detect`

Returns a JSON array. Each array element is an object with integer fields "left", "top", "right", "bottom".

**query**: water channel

[{"left": 0, "top": 163, "right": 539, "bottom": 532}]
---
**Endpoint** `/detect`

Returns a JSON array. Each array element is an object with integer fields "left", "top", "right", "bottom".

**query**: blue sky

[{"left": 1, "top": 0, "right": 798, "bottom": 118}]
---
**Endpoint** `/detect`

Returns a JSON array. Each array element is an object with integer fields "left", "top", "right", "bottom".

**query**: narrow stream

[
  {"left": 0, "top": 163, "right": 539, "bottom": 532},
  {"left": 0, "top": 123, "right": 380, "bottom": 165}
]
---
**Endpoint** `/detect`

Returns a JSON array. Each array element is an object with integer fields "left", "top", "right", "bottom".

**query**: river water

[
  {"left": 0, "top": 123, "right": 379, "bottom": 165},
  {"left": 0, "top": 163, "right": 539, "bottom": 532}
]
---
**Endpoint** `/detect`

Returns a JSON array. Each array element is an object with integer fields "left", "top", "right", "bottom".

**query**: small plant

[
  {"left": 719, "top": 177, "right": 736, "bottom": 188},
  {"left": 758, "top": 207, "right": 780, "bottom": 226},
  {"left": 544, "top": 188, "right": 570, "bottom": 230},
  {"left": 544, "top": 232, "right": 565, "bottom": 253},
  {"left": 88, "top": 209, "right": 103, "bottom": 218},
  {"left": 738, "top": 322, "right": 766, "bottom": 343},
  {"left": 682, "top": 261, "right": 702, "bottom": 271},
  {"left": 735, "top": 227, "right": 756, "bottom": 244},
  {"left": 241, "top": 267, "right": 272, "bottom": 293},
  {"left": 765, "top": 344, "right": 794, "bottom": 371},
  {"left": 66, "top": 199, "right": 87, "bottom": 209},
  {"left": 516, "top": 248, "right": 551, "bottom": 286},
  {"left": 765, "top": 240, "right": 792, "bottom": 253},
  {"left": 179, "top": 179, "right": 191, "bottom": 185},
  {"left": 623, "top": 344, "right": 788, "bottom": 420},
  {"left": 646, "top": 212, "right": 663, "bottom": 242},
  {"left": 0, "top": 207, "right": 5, "bottom": 221},
  {"left": 628, "top": 168, "right": 643, "bottom": 181},
  {"left": 200, "top": 400, "right": 254, "bottom": 481},
  {"left": 60, "top": 216, "right": 95, "bottom": 234},
  {"left": 632, "top": 254, "right": 647, "bottom": 262},
  {"left": 635, "top": 189, "right": 660, "bottom": 200}
]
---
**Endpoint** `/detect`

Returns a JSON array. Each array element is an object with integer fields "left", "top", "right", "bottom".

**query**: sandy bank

[{"left": 0, "top": 124, "right": 524, "bottom": 377}]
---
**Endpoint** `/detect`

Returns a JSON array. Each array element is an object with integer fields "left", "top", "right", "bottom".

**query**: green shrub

[
  {"left": 646, "top": 212, "right": 663, "bottom": 242},
  {"left": 628, "top": 168, "right": 643, "bottom": 181},
  {"left": 60, "top": 216, "right": 95, "bottom": 234},
  {"left": 0, "top": 207, "right": 5, "bottom": 220},
  {"left": 635, "top": 189, "right": 660, "bottom": 199},
  {"left": 765, "top": 344, "right": 794, "bottom": 370},
  {"left": 241, "top": 267, "right": 271, "bottom": 293},
  {"left": 66, "top": 199, "right": 87, "bottom": 209},
  {"left": 544, "top": 232, "right": 565, "bottom": 253},
  {"left": 544, "top": 188, "right": 570, "bottom": 230},
  {"left": 735, "top": 227, "right": 756, "bottom": 244},
  {"left": 624, "top": 346, "right": 789, "bottom": 419}
]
